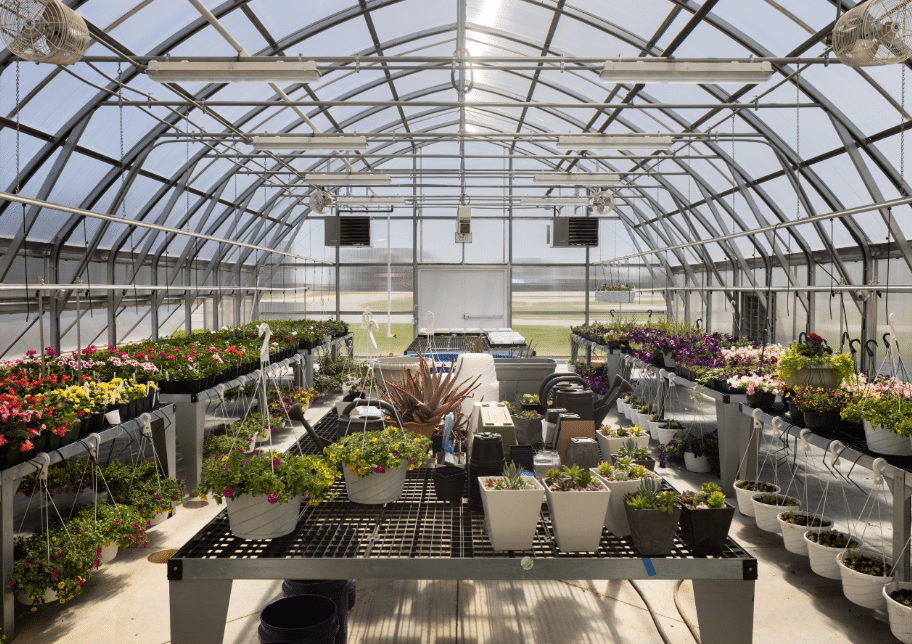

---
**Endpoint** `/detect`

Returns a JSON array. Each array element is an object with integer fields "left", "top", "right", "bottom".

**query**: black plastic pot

[
  {"left": 511, "top": 415, "right": 542, "bottom": 446},
  {"left": 787, "top": 401, "right": 804, "bottom": 425},
  {"left": 678, "top": 504, "right": 735, "bottom": 555},
  {"left": 746, "top": 391, "right": 775, "bottom": 407},
  {"left": 472, "top": 433, "right": 505, "bottom": 461},
  {"left": 624, "top": 504, "right": 682, "bottom": 556},
  {"left": 59, "top": 422, "right": 79, "bottom": 448},
  {"left": 281, "top": 580, "right": 350, "bottom": 644},
  {"left": 509, "top": 445, "right": 536, "bottom": 474},
  {"left": 431, "top": 434, "right": 444, "bottom": 456},
  {"left": 803, "top": 410, "right": 840, "bottom": 429},
  {"left": 432, "top": 464, "right": 466, "bottom": 503},
  {"left": 259, "top": 594, "right": 338, "bottom": 644}
]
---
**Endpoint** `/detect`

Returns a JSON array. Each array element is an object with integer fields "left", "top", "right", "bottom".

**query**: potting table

[
  {"left": 1, "top": 403, "right": 177, "bottom": 639},
  {"left": 168, "top": 410, "right": 758, "bottom": 644},
  {"left": 738, "top": 403, "right": 912, "bottom": 583},
  {"left": 622, "top": 355, "right": 757, "bottom": 497}
]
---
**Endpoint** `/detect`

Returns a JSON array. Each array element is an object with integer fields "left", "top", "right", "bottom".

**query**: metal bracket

[
  {"left": 167, "top": 558, "right": 183, "bottom": 581},
  {"left": 723, "top": 394, "right": 731, "bottom": 404},
  {"left": 190, "top": 393, "right": 199, "bottom": 403},
  {"left": 742, "top": 559, "right": 758, "bottom": 580}
]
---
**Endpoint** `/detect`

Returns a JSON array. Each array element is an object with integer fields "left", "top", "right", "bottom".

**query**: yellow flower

[
  {"left": 57, "top": 582, "right": 65, "bottom": 589},
  {"left": 59, "top": 598, "right": 65, "bottom": 604},
  {"left": 199, "top": 494, "right": 207, "bottom": 501}
]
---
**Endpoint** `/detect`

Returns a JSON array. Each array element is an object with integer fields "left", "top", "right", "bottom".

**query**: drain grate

[
  {"left": 147, "top": 548, "right": 179, "bottom": 564},
  {"left": 183, "top": 500, "right": 209, "bottom": 509}
]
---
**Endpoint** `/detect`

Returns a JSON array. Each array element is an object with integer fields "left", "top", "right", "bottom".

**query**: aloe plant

[{"left": 383, "top": 352, "right": 482, "bottom": 428}]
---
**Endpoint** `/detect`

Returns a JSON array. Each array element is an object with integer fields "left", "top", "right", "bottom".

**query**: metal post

[
  {"left": 413, "top": 152, "right": 419, "bottom": 338},
  {"left": 893, "top": 469, "right": 911, "bottom": 582},
  {"left": 508, "top": 156, "right": 513, "bottom": 328},
  {"left": 335, "top": 238, "right": 341, "bottom": 322}
]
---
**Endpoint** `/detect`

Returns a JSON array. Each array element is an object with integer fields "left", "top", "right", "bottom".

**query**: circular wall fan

[
  {"left": 0, "top": 0, "right": 90, "bottom": 65},
  {"left": 591, "top": 191, "right": 615, "bottom": 215},
  {"left": 309, "top": 190, "right": 334, "bottom": 214},
  {"left": 833, "top": 0, "right": 912, "bottom": 67}
]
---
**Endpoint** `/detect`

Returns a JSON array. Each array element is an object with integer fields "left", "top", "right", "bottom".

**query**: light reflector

[
  {"left": 600, "top": 60, "right": 774, "bottom": 84},
  {"left": 304, "top": 173, "right": 391, "bottom": 186},
  {"left": 252, "top": 136, "right": 368, "bottom": 151},
  {"left": 533, "top": 172, "right": 620, "bottom": 186},
  {"left": 147, "top": 60, "right": 321, "bottom": 83},
  {"left": 557, "top": 135, "right": 673, "bottom": 150}
]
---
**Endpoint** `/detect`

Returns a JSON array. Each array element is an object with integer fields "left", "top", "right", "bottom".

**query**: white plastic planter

[
  {"left": 17, "top": 589, "right": 57, "bottom": 605},
  {"left": 684, "top": 452, "right": 711, "bottom": 473},
  {"left": 544, "top": 478, "right": 611, "bottom": 551},
  {"left": 594, "top": 290, "right": 634, "bottom": 303},
  {"left": 596, "top": 432, "right": 649, "bottom": 463},
  {"left": 750, "top": 493, "right": 798, "bottom": 532},
  {"left": 592, "top": 469, "right": 659, "bottom": 537},
  {"left": 104, "top": 410, "right": 121, "bottom": 426},
  {"left": 863, "top": 420, "right": 912, "bottom": 456},
  {"left": 149, "top": 509, "right": 170, "bottom": 526},
  {"left": 646, "top": 417, "right": 660, "bottom": 441},
  {"left": 616, "top": 399, "right": 628, "bottom": 418},
  {"left": 776, "top": 511, "right": 832, "bottom": 555},
  {"left": 884, "top": 582, "right": 912, "bottom": 643},
  {"left": 478, "top": 476, "right": 545, "bottom": 551},
  {"left": 634, "top": 410, "right": 651, "bottom": 429},
  {"left": 733, "top": 481, "right": 780, "bottom": 517},
  {"left": 837, "top": 549, "right": 892, "bottom": 611},
  {"left": 100, "top": 543, "right": 118, "bottom": 564},
  {"left": 226, "top": 494, "right": 303, "bottom": 540},
  {"left": 656, "top": 426, "right": 678, "bottom": 445},
  {"left": 805, "top": 531, "right": 861, "bottom": 579},
  {"left": 343, "top": 463, "right": 407, "bottom": 504}
]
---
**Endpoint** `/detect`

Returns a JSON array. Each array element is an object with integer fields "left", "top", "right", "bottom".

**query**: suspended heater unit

[
  {"left": 0, "top": 0, "right": 90, "bottom": 65},
  {"left": 325, "top": 216, "right": 371, "bottom": 247},
  {"left": 833, "top": 0, "right": 912, "bottom": 67},
  {"left": 552, "top": 217, "right": 598, "bottom": 248}
]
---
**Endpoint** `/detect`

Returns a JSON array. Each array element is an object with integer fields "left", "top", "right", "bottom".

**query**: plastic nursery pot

[
  {"left": 625, "top": 504, "right": 682, "bottom": 557},
  {"left": 652, "top": 422, "right": 672, "bottom": 443},
  {"left": 684, "top": 452, "right": 711, "bottom": 473},
  {"left": 863, "top": 420, "right": 912, "bottom": 456},
  {"left": 750, "top": 493, "right": 800, "bottom": 533},
  {"left": 281, "top": 579, "right": 350, "bottom": 644},
  {"left": 884, "top": 582, "right": 912, "bottom": 644},
  {"left": 432, "top": 465, "right": 466, "bottom": 504},
  {"left": 803, "top": 411, "right": 840, "bottom": 430},
  {"left": 258, "top": 594, "right": 339, "bottom": 644},
  {"left": 678, "top": 503, "right": 735, "bottom": 555},
  {"left": 226, "top": 495, "right": 302, "bottom": 540},
  {"left": 733, "top": 481, "right": 780, "bottom": 517},
  {"left": 837, "top": 548, "right": 893, "bottom": 611},
  {"left": 805, "top": 531, "right": 861, "bottom": 580},
  {"left": 478, "top": 476, "right": 545, "bottom": 551},
  {"left": 776, "top": 511, "right": 832, "bottom": 556}
]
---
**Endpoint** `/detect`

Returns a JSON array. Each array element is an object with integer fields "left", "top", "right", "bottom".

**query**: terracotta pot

[{"left": 403, "top": 421, "right": 438, "bottom": 438}]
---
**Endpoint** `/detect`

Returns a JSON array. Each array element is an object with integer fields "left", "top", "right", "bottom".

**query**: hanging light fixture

[
  {"left": 252, "top": 136, "right": 368, "bottom": 151},
  {"left": 519, "top": 197, "right": 591, "bottom": 206},
  {"left": 335, "top": 196, "right": 405, "bottom": 205},
  {"left": 304, "top": 173, "right": 391, "bottom": 186},
  {"left": 532, "top": 172, "right": 620, "bottom": 186},
  {"left": 556, "top": 135, "right": 674, "bottom": 150},
  {"left": 599, "top": 60, "right": 774, "bottom": 84},
  {"left": 147, "top": 60, "right": 321, "bottom": 83}
]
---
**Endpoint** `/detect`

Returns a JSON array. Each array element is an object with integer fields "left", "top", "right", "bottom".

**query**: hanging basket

[
  {"left": 594, "top": 291, "right": 634, "bottom": 303},
  {"left": 837, "top": 549, "right": 893, "bottom": 611},
  {"left": 343, "top": 463, "right": 407, "bottom": 505},
  {"left": 226, "top": 494, "right": 303, "bottom": 540},
  {"left": 884, "top": 582, "right": 912, "bottom": 644},
  {"left": 863, "top": 420, "right": 912, "bottom": 456}
]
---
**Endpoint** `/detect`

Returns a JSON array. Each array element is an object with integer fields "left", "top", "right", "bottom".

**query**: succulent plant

[
  {"left": 616, "top": 438, "right": 651, "bottom": 461},
  {"left": 679, "top": 483, "right": 726, "bottom": 509},
  {"left": 625, "top": 477, "right": 677, "bottom": 515},
  {"left": 544, "top": 464, "right": 601, "bottom": 491}
]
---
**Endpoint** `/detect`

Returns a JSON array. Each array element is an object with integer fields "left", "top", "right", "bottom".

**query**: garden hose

[
  {"left": 627, "top": 580, "right": 673, "bottom": 644},
  {"left": 674, "top": 579, "right": 701, "bottom": 643}
]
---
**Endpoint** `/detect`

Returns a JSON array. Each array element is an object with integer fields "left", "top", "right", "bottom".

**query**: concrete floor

[{"left": 6, "top": 375, "right": 903, "bottom": 644}]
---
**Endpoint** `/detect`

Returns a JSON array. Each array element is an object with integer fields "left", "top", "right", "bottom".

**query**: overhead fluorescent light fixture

[
  {"left": 600, "top": 60, "right": 774, "bottom": 84},
  {"left": 335, "top": 196, "right": 405, "bottom": 206},
  {"left": 533, "top": 172, "right": 620, "bottom": 186},
  {"left": 557, "top": 135, "right": 674, "bottom": 150},
  {"left": 252, "top": 136, "right": 368, "bottom": 151},
  {"left": 147, "top": 60, "right": 321, "bottom": 83},
  {"left": 304, "top": 173, "right": 391, "bottom": 186},
  {"left": 520, "top": 197, "right": 592, "bottom": 206}
]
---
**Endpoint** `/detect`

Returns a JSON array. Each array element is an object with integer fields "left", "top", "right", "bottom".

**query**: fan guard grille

[
  {"left": 834, "top": 0, "right": 912, "bottom": 67},
  {"left": 0, "top": 0, "right": 90, "bottom": 65}
]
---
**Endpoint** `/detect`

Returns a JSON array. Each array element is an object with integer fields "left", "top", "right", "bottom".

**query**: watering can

[
  {"left": 335, "top": 399, "right": 403, "bottom": 439},
  {"left": 538, "top": 373, "right": 634, "bottom": 429}
]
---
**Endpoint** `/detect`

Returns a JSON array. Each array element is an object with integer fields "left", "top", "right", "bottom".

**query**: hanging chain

[
  {"left": 16, "top": 58, "right": 30, "bottom": 320},
  {"left": 796, "top": 70, "right": 801, "bottom": 219},
  {"left": 902, "top": 65, "right": 906, "bottom": 197}
]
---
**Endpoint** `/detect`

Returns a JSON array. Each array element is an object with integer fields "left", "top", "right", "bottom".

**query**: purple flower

[
  {"left": 373, "top": 465, "right": 385, "bottom": 474},
  {"left": 268, "top": 493, "right": 278, "bottom": 504},
  {"left": 222, "top": 486, "right": 235, "bottom": 498},
  {"left": 391, "top": 450, "right": 400, "bottom": 457},
  {"left": 272, "top": 458, "right": 282, "bottom": 467}
]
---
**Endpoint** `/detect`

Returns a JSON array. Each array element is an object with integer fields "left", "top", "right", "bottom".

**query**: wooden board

[{"left": 557, "top": 420, "right": 596, "bottom": 462}]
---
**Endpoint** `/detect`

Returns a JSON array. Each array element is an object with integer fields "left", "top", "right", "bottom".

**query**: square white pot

[
  {"left": 596, "top": 432, "right": 649, "bottom": 463},
  {"left": 543, "top": 479, "right": 611, "bottom": 552},
  {"left": 591, "top": 468, "right": 660, "bottom": 537},
  {"left": 478, "top": 477, "right": 545, "bottom": 551}
]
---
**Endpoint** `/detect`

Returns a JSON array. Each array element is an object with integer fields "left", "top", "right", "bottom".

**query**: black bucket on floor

[
  {"left": 259, "top": 594, "right": 338, "bottom": 644},
  {"left": 347, "top": 581, "right": 356, "bottom": 610},
  {"left": 282, "top": 580, "right": 350, "bottom": 644}
]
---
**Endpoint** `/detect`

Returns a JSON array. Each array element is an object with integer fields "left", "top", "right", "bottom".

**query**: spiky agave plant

[
  {"left": 383, "top": 351, "right": 482, "bottom": 429},
  {"left": 485, "top": 462, "right": 536, "bottom": 490}
]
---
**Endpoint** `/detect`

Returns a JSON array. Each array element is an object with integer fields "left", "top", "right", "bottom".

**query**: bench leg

[
  {"left": 692, "top": 579, "right": 755, "bottom": 644},
  {"left": 170, "top": 579, "right": 233, "bottom": 644}
]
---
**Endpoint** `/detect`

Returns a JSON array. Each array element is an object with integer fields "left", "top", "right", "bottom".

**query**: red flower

[{"left": 808, "top": 333, "right": 823, "bottom": 344}]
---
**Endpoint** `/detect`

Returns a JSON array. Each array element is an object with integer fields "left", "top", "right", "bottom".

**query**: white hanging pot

[
  {"left": 776, "top": 511, "right": 832, "bottom": 556},
  {"left": 750, "top": 493, "right": 799, "bottom": 532},
  {"left": 636, "top": 411, "right": 652, "bottom": 429},
  {"left": 733, "top": 481, "right": 780, "bottom": 517},
  {"left": 684, "top": 451, "right": 711, "bottom": 473},
  {"left": 100, "top": 543, "right": 118, "bottom": 564},
  {"left": 104, "top": 410, "right": 121, "bottom": 426},
  {"left": 17, "top": 588, "right": 58, "bottom": 606},
  {"left": 226, "top": 494, "right": 303, "bottom": 540},
  {"left": 149, "top": 509, "right": 170, "bottom": 526},
  {"left": 343, "top": 462, "right": 407, "bottom": 505},
  {"left": 544, "top": 478, "right": 611, "bottom": 551},
  {"left": 837, "top": 548, "right": 893, "bottom": 611},
  {"left": 863, "top": 419, "right": 912, "bottom": 456},
  {"left": 805, "top": 531, "right": 861, "bottom": 579},
  {"left": 656, "top": 426, "right": 678, "bottom": 446},
  {"left": 254, "top": 429, "right": 272, "bottom": 444},
  {"left": 884, "top": 582, "right": 912, "bottom": 644}
]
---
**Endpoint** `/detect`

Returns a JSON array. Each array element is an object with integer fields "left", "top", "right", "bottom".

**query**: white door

[{"left": 417, "top": 267, "right": 508, "bottom": 331}]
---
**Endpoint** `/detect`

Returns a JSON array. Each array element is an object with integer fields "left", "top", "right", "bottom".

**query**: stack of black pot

[{"left": 467, "top": 432, "right": 505, "bottom": 509}]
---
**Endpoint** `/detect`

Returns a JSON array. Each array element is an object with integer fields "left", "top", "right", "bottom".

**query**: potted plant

[
  {"left": 611, "top": 438, "right": 655, "bottom": 471},
  {"left": 883, "top": 582, "right": 912, "bottom": 643},
  {"left": 776, "top": 334, "right": 854, "bottom": 390},
  {"left": 596, "top": 425, "right": 648, "bottom": 462},
  {"left": 324, "top": 426, "right": 430, "bottom": 505},
  {"left": 805, "top": 530, "right": 861, "bottom": 579},
  {"left": 657, "top": 418, "right": 684, "bottom": 444},
  {"left": 511, "top": 409, "right": 543, "bottom": 446},
  {"left": 478, "top": 462, "right": 545, "bottom": 551},
  {"left": 592, "top": 458, "right": 658, "bottom": 537},
  {"left": 70, "top": 502, "right": 150, "bottom": 564},
  {"left": 648, "top": 413, "right": 670, "bottom": 443},
  {"left": 543, "top": 465, "right": 611, "bottom": 552},
  {"left": 678, "top": 483, "right": 735, "bottom": 555},
  {"left": 196, "top": 449, "right": 337, "bottom": 539},
  {"left": 842, "top": 376, "right": 912, "bottom": 455},
  {"left": 792, "top": 385, "right": 850, "bottom": 429},
  {"left": 383, "top": 353, "right": 481, "bottom": 437},
  {"left": 623, "top": 477, "right": 681, "bottom": 556},
  {"left": 678, "top": 431, "right": 719, "bottom": 474},
  {"left": 836, "top": 549, "right": 893, "bottom": 610},
  {"left": 594, "top": 283, "right": 635, "bottom": 303},
  {"left": 9, "top": 526, "right": 97, "bottom": 607},
  {"left": 776, "top": 510, "right": 832, "bottom": 556},
  {"left": 750, "top": 492, "right": 799, "bottom": 532},
  {"left": 520, "top": 393, "right": 542, "bottom": 414},
  {"left": 733, "top": 480, "right": 780, "bottom": 516}
]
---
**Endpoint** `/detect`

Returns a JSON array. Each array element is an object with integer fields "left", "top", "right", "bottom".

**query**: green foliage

[
  {"left": 595, "top": 458, "right": 651, "bottom": 482},
  {"left": 544, "top": 464, "right": 602, "bottom": 491},
  {"left": 776, "top": 339, "right": 854, "bottom": 384},
  {"left": 9, "top": 525, "right": 97, "bottom": 607},
  {"left": 841, "top": 396, "right": 912, "bottom": 436},
  {"left": 735, "top": 480, "right": 779, "bottom": 493},
  {"left": 616, "top": 438, "right": 651, "bottom": 461},
  {"left": 70, "top": 502, "right": 149, "bottom": 550},
  {"left": 808, "top": 530, "right": 859, "bottom": 549},
  {"left": 754, "top": 493, "right": 799, "bottom": 507},
  {"left": 679, "top": 482, "right": 726, "bottom": 509},
  {"left": 840, "top": 551, "right": 892, "bottom": 577},
  {"left": 324, "top": 426, "right": 430, "bottom": 479},
  {"left": 779, "top": 511, "right": 829, "bottom": 527},
  {"left": 625, "top": 478, "right": 677, "bottom": 515},
  {"left": 792, "top": 385, "right": 851, "bottom": 414},
  {"left": 483, "top": 463, "right": 538, "bottom": 491}
]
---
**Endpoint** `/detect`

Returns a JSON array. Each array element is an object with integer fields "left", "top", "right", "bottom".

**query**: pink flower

[
  {"left": 373, "top": 465, "right": 385, "bottom": 474},
  {"left": 19, "top": 440, "right": 33, "bottom": 452},
  {"left": 272, "top": 458, "right": 282, "bottom": 467},
  {"left": 222, "top": 486, "right": 235, "bottom": 498},
  {"left": 267, "top": 493, "right": 278, "bottom": 504}
]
